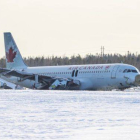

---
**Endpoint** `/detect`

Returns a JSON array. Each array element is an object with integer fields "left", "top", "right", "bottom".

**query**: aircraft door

[
  {"left": 75, "top": 70, "right": 78, "bottom": 77},
  {"left": 71, "top": 70, "right": 79, "bottom": 77},
  {"left": 72, "top": 70, "right": 75, "bottom": 77},
  {"left": 111, "top": 65, "right": 120, "bottom": 79}
]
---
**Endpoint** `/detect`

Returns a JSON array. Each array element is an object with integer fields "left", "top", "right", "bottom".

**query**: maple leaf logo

[{"left": 6, "top": 47, "right": 17, "bottom": 62}]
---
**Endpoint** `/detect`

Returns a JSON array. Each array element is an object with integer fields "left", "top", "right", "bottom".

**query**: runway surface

[{"left": 0, "top": 90, "right": 140, "bottom": 140}]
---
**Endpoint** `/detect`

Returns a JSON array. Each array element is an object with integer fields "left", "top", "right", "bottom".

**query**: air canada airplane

[{"left": 0, "top": 32, "right": 140, "bottom": 90}]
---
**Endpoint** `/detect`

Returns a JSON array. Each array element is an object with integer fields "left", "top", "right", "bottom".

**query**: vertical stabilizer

[{"left": 4, "top": 32, "right": 27, "bottom": 69}]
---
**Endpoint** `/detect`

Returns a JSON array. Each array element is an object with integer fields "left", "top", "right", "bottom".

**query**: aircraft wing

[{"left": 0, "top": 68, "right": 80, "bottom": 90}]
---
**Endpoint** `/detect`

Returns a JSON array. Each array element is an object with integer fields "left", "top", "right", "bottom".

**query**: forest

[{"left": 0, "top": 53, "right": 140, "bottom": 70}]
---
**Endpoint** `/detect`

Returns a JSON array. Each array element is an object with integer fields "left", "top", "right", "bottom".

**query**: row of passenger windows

[
  {"left": 79, "top": 71, "right": 111, "bottom": 73},
  {"left": 39, "top": 70, "right": 111, "bottom": 75},
  {"left": 123, "top": 69, "right": 138, "bottom": 73},
  {"left": 38, "top": 69, "right": 138, "bottom": 75}
]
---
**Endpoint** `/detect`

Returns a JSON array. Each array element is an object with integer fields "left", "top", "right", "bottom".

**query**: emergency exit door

[{"left": 111, "top": 65, "right": 120, "bottom": 79}]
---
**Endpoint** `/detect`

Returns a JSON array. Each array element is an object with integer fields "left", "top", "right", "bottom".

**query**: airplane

[{"left": 0, "top": 32, "right": 140, "bottom": 90}]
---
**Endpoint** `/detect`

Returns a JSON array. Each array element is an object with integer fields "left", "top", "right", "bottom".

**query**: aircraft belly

[
  {"left": 77, "top": 78, "right": 95, "bottom": 90},
  {"left": 94, "top": 77, "right": 124, "bottom": 90}
]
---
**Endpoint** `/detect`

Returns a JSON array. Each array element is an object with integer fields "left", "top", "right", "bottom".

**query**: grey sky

[{"left": 0, "top": 0, "right": 140, "bottom": 58}]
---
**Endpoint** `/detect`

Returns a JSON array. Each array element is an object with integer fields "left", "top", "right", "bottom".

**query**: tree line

[{"left": 0, "top": 53, "right": 140, "bottom": 70}]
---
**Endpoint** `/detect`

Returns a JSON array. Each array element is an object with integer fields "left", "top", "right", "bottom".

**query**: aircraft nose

[{"left": 135, "top": 74, "right": 140, "bottom": 85}]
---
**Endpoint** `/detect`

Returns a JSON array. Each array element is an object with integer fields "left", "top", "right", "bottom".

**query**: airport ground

[{"left": 0, "top": 90, "right": 140, "bottom": 140}]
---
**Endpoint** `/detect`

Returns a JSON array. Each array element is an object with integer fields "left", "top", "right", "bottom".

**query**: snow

[{"left": 0, "top": 90, "right": 140, "bottom": 140}]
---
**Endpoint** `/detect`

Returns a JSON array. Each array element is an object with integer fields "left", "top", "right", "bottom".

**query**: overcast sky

[{"left": 0, "top": 0, "right": 140, "bottom": 58}]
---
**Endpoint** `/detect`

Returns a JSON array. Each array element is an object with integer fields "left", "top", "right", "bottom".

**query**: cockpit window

[
  {"left": 123, "top": 69, "right": 127, "bottom": 73},
  {"left": 127, "top": 69, "right": 131, "bottom": 72},
  {"left": 132, "top": 70, "right": 138, "bottom": 73},
  {"left": 123, "top": 69, "right": 138, "bottom": 73}
]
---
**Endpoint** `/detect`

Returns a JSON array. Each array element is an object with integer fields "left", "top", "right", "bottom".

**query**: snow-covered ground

[{"left": 0, "top": 90, "right": 140, "bottom": 140}]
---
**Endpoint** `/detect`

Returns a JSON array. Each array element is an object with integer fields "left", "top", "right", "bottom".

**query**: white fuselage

[{"left": 1, "top": 63, "right": 140, "bottom": 90}]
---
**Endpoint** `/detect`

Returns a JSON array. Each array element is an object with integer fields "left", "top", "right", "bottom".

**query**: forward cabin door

[{"left": 111, "top": 65, "right": 120, "bottom": 79}]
